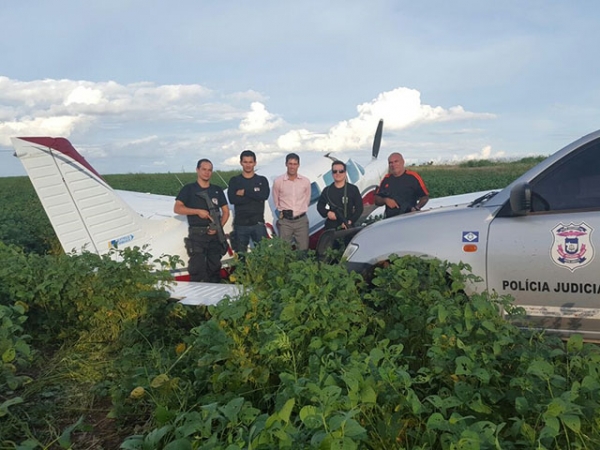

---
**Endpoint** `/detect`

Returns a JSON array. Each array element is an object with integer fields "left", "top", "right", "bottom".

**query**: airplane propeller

[{"left": 372, "top": 119, "right": 383, "bottom": 160}]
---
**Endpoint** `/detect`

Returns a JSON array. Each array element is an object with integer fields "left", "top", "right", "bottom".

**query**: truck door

[{"left": 486, "top": 138, "right": 600, "bottom": 341}]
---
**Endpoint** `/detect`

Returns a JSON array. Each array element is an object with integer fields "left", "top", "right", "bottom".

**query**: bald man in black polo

[{"left": 374, "top": 152, "right": 429, "bottom": 218}]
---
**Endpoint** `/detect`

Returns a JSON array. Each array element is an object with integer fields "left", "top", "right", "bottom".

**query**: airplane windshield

[
  {"left": 310, "top": 182, "right": 321, "bottom": 205},
  {"left": 346, "top": 160, "right": 361, "bottom": 183}
]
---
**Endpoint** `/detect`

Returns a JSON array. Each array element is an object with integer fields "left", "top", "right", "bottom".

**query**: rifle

[
  {"left": 196, "top": 190, "right": 228, "bottom": 256},
  {"left": 325, "top": 185, "right": 352, "bottom": 229},
  {"left": 329, "top": 203, "right": 351, "bottom": 229},
  {"left": 376, "top": 189, "right": 413, "bottom": 214}
]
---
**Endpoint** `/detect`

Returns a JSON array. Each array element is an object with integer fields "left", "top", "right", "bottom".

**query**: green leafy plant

[
  {"left": 121, "top": 251, "right": 600, "bottom": 449},
  {"left": 0, "top": 300, "right": 33, "bottom": 393},
  {"left": 3, "top": 157, "right": 598, "bottom": 448}
]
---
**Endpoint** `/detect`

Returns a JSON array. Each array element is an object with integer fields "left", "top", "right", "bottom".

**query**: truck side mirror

[{"left": 509, "top": 182, "right": 532, "bottom": 216}]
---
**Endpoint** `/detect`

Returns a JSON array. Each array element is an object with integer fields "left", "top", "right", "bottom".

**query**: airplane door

[{"left": 487, "top": 139, "right": 600, "bottom": 341}]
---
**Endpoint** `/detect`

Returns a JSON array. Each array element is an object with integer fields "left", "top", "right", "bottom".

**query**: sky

[{"left": 1, "top": 0, "right": 600, "bottom": 177}]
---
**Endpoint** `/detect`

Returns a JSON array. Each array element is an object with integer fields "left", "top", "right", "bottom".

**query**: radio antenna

[
  {"left": 213, "top": 170, "right": 229, "bottom": 187},
  {"left": 174, "top": 174, "right": 184, "bottom": 187}
]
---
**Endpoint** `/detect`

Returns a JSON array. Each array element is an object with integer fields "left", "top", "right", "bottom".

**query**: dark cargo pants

[{"left": 186, "top": 228, "right": 223, "bottom": 282}]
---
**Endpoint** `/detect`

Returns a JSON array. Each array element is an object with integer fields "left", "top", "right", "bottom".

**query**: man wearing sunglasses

[{"left": 317, "top": 161, "right": 363, "bottom": 230}]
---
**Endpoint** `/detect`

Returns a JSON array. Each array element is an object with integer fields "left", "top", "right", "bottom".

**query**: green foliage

[
  {"left": 0, "top": 300, "right": 33, "bottom": 390},
  {"left": 104, "top": 169, "right": 240, "bottom": 195},
  {"left": 2, "top": 158, "right": 598, "bottom": 448},
  {"left": 0, "top": 177, "right": 58, "bottom": 254},
  {"left": 0, "top": 270, "right": 34, "bottom": 432},
  {"left": 0, "top": 299, "right": 33, "bottom": 423},
  {"left": 458, "top": 159, "right": 500, "bottom": 168},
  {"left": 117, "top": 250, "right": 600, "bottom": 449},
  {"left": 0, "top": 231, "right": 598, "bottom": 450},
  {"left": 196, "top": 239, "right": 372, "bottom": 400},
  {"left": 510, "top": 156, "right": 547, "bottom": 166},
  {"left": 457, "top": 156, "right": 546, "bottom": 169},
  {"left": 0, "top": 242, "right": 211, "bottom": 447},
  {"left": 417, "top": 158, "right": 541, "bottom": 197},
  {"left": 2, "top": 240, "right": 600, "bottom": 448},
  {"left": 0, "top": 242, "right": 181, "bottom": 345}
]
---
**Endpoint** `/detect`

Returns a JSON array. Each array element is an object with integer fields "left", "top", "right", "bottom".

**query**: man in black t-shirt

[
  {"left": 317, "top": 161, "right": 363, "bottom": 230},
  {"left": 227, "top": 150, "right": 270, "bottom": 253},
  {"left": 174, "top": 158, "right": 229, "bottom": 282},
  {"left": 375, "top": 153, "right": 429, "bottom": 218}
]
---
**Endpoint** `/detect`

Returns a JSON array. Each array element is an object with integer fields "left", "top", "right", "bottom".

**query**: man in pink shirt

[{"left": 272, "top": 153, "right": 312, "bottom": 250}]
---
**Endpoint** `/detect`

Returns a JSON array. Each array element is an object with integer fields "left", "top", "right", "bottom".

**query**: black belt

[
  {"left": 234, "top": 221, "right": 263, "bottom": 227},
  {"left": 288, "top": 212, "right": 306, "bottom": 221},
  {"left": 188, "top": 226, "right": 210, "bottom": 235}
]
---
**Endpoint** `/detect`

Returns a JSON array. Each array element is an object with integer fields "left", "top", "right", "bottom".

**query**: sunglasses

[{"left": 332, "top": 169, "right": 346, "bottom": 174}]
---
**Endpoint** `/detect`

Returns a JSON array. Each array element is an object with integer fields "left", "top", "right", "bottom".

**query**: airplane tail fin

[{"left": 11, "top": 137, "right": 167, "bottom": 255}]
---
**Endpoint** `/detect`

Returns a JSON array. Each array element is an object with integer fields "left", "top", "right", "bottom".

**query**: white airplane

[{"left": 10, "top": 120, "right": 389, "bottom": 286}]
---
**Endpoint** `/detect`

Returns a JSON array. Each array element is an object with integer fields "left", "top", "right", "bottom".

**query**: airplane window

[
  {"left": 346, "top": 161, "right": 359, "bottom": 183},
  {"left": 310, "top": 182, "right": 321, "bottom": 205},
  {"left": 532, "top": 139, "right": 600, "bottom": 212}
]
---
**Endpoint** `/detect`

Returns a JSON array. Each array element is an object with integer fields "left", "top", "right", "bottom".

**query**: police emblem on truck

[{"left": 550, "top": 222, "right": 594, "bottom": 271}]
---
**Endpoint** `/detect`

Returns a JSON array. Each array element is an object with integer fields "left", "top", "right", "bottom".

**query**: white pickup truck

[{"left": 343, "top": 130, "right": 600, "bottom": 341}]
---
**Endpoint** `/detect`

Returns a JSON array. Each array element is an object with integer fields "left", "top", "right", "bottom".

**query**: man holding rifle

[
  {"left": 174, "top": 158, "right": 230, "bottom": 282},
  {"left": 317, "top": 161, "right": 363, "bottom": 230}
]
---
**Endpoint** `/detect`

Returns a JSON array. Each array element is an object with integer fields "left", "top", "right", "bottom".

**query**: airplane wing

[
  {"left": 115, "top": 190, "right": 177, "bottom": 220},
  {"left": 167, "top": 281, "right": 243, "bottom": 306}
]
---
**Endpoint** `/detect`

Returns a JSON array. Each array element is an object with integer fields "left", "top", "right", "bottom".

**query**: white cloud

[
  {"left": 426, "top": 144, "right": 506, "bottom": 164},
  {"left": 0, "top": 75, "right": 499, "bottom": 175},
  {"left": 0, "top": 76, "right": 222, "bottom": 124},
  {"left": 239, "top": 102, "right": 284, "bottom": 133},
  {"left": 80, "top": 145, "right": 109, "bottom": 159},
  {"left": 464, "top": 144, "right": 506, "bottom": 160},
  {"left": 65, "top": 86, "right": 104, "bottom": 105},
  {"left": 0, "top": 76, "right": 248, "bottom": 147},
  {"left": 276, "top": 87, "right": 495, "bottom": 153},
  {"left": 116, "top": 135, "right": 160, "bottom": 147},
  {"left": 0, "top": 115, "right": 89, "bottom": 145},
  {"left": 223, "top": 155, "right": 240, "bottom": 166},
  {"left": 277, "top": 128, "right": 317, "bottom": 150},
  {"left": 225, "top": 90, "right": 267, "bottom": 102}
]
